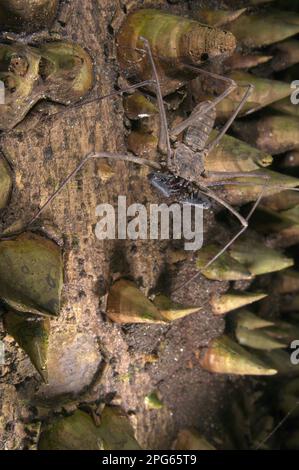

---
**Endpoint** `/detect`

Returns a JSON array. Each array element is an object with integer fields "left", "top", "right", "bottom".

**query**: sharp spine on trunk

[
  {"left": 274, "top": 269, "right": 299, "bottom": 294},
  {"left": 196, "top": 244, "right": 253, "bottom": 281},
  {"left": 106, "top": 279, "right": 166, "bottom": 324}
]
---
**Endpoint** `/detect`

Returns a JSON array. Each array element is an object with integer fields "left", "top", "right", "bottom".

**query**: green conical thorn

[
  {"left": 248, "top": 207, "right": 294, "bottom": 234},
  {"left": 280, "top": 295, "right": 299, "bottom": 313},
  {"left": 206, "top": 131, "right": 272, "bottom": 174},
  {"left": 280, "top": 151, "right": 299, "bottom": 170},
  {"left": 255, "top": 349, "right": 299, "bottom": 376},
  {"left": 221, "top": 169, "right": 299, "bottom": 207},
  {"left": 261, "top": 190, "right": 299, "bottom": 212},
  {"left": 275, "top": 269, "right": 299, "bottom": 294},
  {"left": 173, "top": 430, "right": 216, "bottom": 450}
]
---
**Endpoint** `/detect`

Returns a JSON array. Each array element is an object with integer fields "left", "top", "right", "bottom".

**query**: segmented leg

[
  {"left": 15, "top": 152, "right": 160, "bottom": 234},
  {"left": 172, "top": 182, "right": 267, "bottom": 293},
  {"left": 0, "top": 40, "right": 166, "bottom": 237},
  {"left": 255, "top": 403, "right": 299, "bottom": 450}
]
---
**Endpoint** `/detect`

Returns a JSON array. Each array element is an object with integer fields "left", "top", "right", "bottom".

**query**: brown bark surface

[{"left": 0, "top": 0, "right": 235, "bottom": 450}]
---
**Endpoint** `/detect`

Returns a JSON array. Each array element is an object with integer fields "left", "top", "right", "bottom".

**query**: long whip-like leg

[
  {"left": 205, "top": 181, "right": 299, "bottom": 191},
  {"left": 202, "top": 185, "right": 266, "bottom": 271}
]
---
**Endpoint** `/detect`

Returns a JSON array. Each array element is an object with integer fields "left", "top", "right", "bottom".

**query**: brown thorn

[
  {"left": 20, "top": 152, "right": 160, "bottom": 231},
  {"left": 39, "top": 80, "right": 156, "bottom": 124},
  {"left": 205, "top": 171, "right": 269, "bottom": 179},
  {"left": 170, "top": 66, "right": 237, "bottom": 138},
  {"left": 206, "top": 83, "right": 254, "bottom": 153}
]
